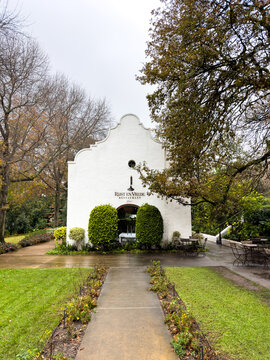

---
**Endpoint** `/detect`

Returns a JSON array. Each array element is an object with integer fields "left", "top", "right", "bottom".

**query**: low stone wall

[{"left": 202, "top": 233, "right": 231, "bottom": 248}]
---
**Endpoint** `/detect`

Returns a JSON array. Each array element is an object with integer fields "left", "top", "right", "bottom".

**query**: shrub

[
  {"left": 0, "top": 242, "right": 18, "bottom": 254},
  {"left": 6, "top": 196, "right": 52, "bottom": 235},
  {"left": 191, "top": 231, "right": 204, "bottom": 241},
  {"left": 54, "top": 226, "right": 67, "bottom": 245},
  {"left": 18, "top": 233, "right": 54, "bottom": 247},
  {"left": 223, "top": 221, "right": 260, "bottom": 241},
  {"left": 18, "top": 238, "right": 35, "bottom": 247},
  {"left": 47, "top": 244, "right": 77, "bottom": 255},
  {"left": 82, "top": 243, "right": 93, "bottom": 252},
  {"left": 123, "top": 241, "right": 136, "bottom": 251},
  {"left": 135, "top": 203, "right": 163, "bottom": 249},
  {"left": 172, "top": 231, "right": 181, "bottom": 239},
  {"left": 69, "top": 227, "right": 85, "bottom": 242},
  {"left": 88, "top": 205, "right": 118, "bottom": 250}
]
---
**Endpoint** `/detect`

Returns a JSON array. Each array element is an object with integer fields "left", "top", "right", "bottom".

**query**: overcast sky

[{"left": 8, "top": 0, "right": 161, "bottom": 127}]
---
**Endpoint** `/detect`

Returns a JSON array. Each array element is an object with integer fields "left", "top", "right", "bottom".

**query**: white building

[{"left": 66, "top": 114, "right": 191, "bottom": 244}]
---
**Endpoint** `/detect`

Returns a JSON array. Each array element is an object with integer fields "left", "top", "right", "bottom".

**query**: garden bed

[
  {"left": 47, "top": 243, "right": 208, "bottom": 256},
  {"left": 147, "top": 261, "right": 223, "bottom": 360}
]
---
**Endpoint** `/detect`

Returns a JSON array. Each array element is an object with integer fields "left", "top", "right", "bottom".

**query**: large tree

[
  {"left": 38, "top": 75, "right": 111, "bottom": 227},
  {"left": 0, "top": 2, "right": 112, "bottom": 241},
  {"left": 0, "top": 0, "right": 23, "bottom": 36},
  {"left": 0, "top": 33, "right": 50, "bottom": 243},
  {"left": 138, "top": 0, "right": 270, "bottom": 207}
]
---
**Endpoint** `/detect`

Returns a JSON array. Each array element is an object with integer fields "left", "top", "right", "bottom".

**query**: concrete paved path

[{"left": 75, "top": 267, "right": 178, "bottom": 360}]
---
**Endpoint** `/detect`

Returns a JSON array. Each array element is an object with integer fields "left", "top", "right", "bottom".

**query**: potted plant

[{"left": 172, "top": 231, "right": 181, "bottom": 248}]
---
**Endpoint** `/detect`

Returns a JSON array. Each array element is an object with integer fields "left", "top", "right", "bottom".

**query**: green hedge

[
  {"left": 88, "top": 205, "right": 118, "bottom": 250},
  {"left": 135, "top": 203, "right": 163, "bottom": 249},
  {"left": 18, "top": 233, "right": 54, "bottom": 247}
]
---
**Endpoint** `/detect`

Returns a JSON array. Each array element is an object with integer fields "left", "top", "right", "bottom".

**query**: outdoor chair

[
  {"left": 239, "top": 244, "right": 269, "bottom": 268},
  {"left": 179, "top": 238, "right": 195, "bottom": 255},
  {"left": 264, "top": 248, "right": 270, "bottom": 268},
  {"left": 229, "top": 241, "right": 247, "bottom": 266},
  {"left": 196, "top": 238, "right": 207, "bottom": 256},
  {"left": 172, "top": 238, "right": 182, "bottom": 250},
  {"left": 254, "top": 245, "right": 270, "bottom": 268}
]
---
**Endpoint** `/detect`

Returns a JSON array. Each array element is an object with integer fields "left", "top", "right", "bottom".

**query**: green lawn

[
  {"left": 4, "top": 234, "right": 25, "bottom": 244},
  {"left": 0, "top": 268, "right": 90, "bottom": 359},
  {"left": 165, "top": 267, "right": 270, "bottom": 360}
]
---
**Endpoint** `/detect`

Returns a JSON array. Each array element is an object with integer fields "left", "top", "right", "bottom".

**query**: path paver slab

[{"left": 75, "top": 267, "right": 178, "bottom": 360}]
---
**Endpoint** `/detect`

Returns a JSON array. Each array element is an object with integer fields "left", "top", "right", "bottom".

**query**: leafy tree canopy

[
  {"left": 138, "top": 0, "right": 270, "bottom": 206},
  {"left": 192, "top": 190, "right": 270, "bottom": 234}
]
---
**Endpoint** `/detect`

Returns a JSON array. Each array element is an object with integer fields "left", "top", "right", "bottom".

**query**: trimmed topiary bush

[
  {"left": 54, "top": 226, "right": 67, "bottom": 245},
  {"left": 135, "top": 203, "right": 163, "bottom": 249},
  {"left": 69, "top": 227, "right": 85, "bottom": 250},
  {"left": 69, "top": 227, "right": 85, "bottom": 242},
  {"left": 88, "top": 205, "right": 118, "bottom": 250}
]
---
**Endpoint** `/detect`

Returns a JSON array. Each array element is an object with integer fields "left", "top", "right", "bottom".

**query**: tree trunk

[
  {"left": 0, "top": 164, "right": 10, "bottom": 243},
  {"left": 53, "top": 182, "right": 60, "bottom": 228}
]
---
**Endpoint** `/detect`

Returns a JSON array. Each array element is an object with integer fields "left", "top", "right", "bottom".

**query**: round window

[{"left": 128, "top": 160, "right": 136, "bottom": 168}]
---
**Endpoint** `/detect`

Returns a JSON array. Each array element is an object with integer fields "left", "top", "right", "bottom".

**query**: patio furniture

[
  {"left": 196, "top": 237, "right": 207, "bottom": 255},
  {"left": 179, "top": 237, "right": 204, "bottom": 255},
  {"left": 172, "top": 238, "right": 182, "bottom": 249},
  {"left": 178, "top": 238, "right": 197, "bottom": 255},
  {"left": 119, "top": 233, "right": 136, "bottom": 244},
  {"left": 241, "top": 243, "right": 258, "bottom": 265},
  {"left": 264, "top": 248, "right": 270, "bottom": 266},
  {"left": 179, "top": 238, "right": 190, "bottom": 252},
  {"left": 249, "top": 237, "right": 268, "bottom": 244},
  {"left": 241, "top": 243, "right": 269, "bottom": 268},
  {"left": 255, "top": 245, "right": 270, "bottom": 268},
  {"left": 229, "top": 241, "right": 247, "bottom": 266}
]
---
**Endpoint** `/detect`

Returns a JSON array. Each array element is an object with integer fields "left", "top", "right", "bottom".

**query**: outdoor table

[
  {"left": 180, "top": 238, "right": 199, "bottom": 245},
  {"left": 241, "top": 243, "right": 257, "bottom": 264},
  {"left": 250, "top": 238, "right": 268, "bottom": 244},
  {"left": 180, "top": 238, "right": 199, "bottom": 254},
  {"left": 119, "top": 233, "right": 136, "bottom": 243},
  {"left": 180, "top": 238, "right": 191, "bottom": 243},
  {"left": 181, "top": 238, "right": 199, "bottom": 243},
  {"left": 241, "top": 243, "right": 269, "bottom": 266}
]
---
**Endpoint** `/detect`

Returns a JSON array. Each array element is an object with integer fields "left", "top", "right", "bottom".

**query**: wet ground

[
  {"left": 1, "top": 240, "right": 269, "bottom": 290},
  {"left": 0, "top": 241, "right": 233, "bottom": 268}
]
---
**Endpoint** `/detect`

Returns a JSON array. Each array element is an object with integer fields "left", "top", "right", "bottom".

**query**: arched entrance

[{"left": 117, "top": 204, "right": 139, "bottom": 242}]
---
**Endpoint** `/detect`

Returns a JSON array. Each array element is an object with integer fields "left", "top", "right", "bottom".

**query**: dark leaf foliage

[
  {"left": 135, "top": 203, "right": 164, "bottom": 249},
  {"left": 88, "top": 204, "right": 118, "bottom": 250},
  {"left": 138, "top": 0, "right": 270, "bottom": 206}
]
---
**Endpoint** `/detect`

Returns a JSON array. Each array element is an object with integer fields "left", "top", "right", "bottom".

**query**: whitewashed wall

[{"left": 66, "top": 114, "right": 191, "bottom": 244}]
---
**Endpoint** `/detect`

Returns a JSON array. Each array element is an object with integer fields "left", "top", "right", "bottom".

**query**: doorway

[{"left": 117, "top": 204, "right": 139, "bottom": 241}]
